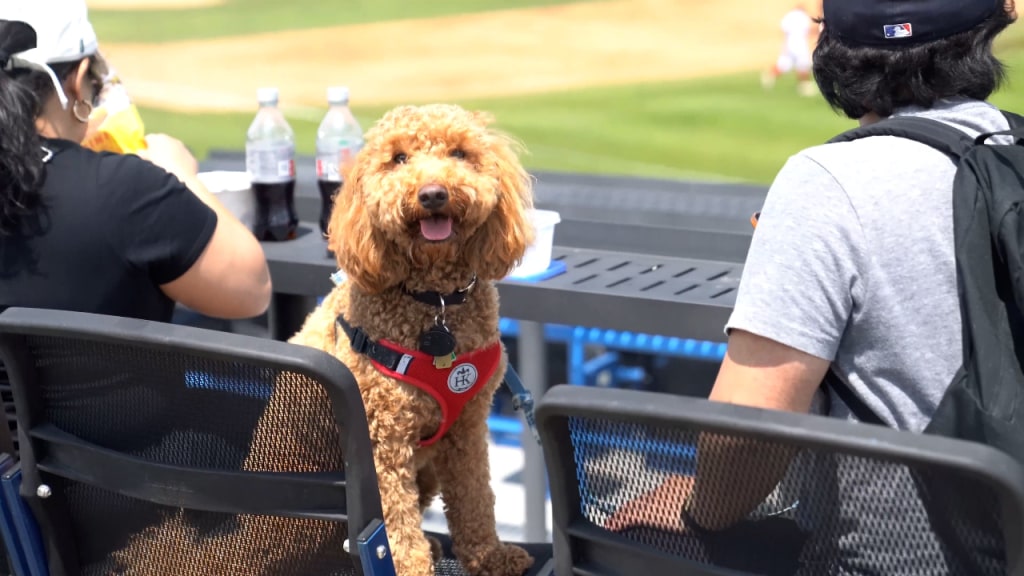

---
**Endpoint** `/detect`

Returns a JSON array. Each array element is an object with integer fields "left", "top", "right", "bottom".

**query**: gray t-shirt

[
  {"left": 727, "top": 97, "right": 1011, "bottom": 432},
  {"left": 725, "top": 98, "right": 1012, "bottom": 573}
]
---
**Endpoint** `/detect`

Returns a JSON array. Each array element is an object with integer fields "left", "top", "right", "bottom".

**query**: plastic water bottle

[
  {"left": 246, "top": 87, "right": 297, "bottom": 242},
  {"left": 316, "top": 86, "right": 364, "bottom": 238}
]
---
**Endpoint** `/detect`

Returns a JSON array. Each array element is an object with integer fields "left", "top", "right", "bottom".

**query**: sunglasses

[{"left": 86, "top": 60, "right": 105, "bottom": 108}]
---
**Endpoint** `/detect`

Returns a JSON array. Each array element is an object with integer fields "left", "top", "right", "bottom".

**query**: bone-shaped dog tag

[
  {"left": 420, "top": 324, "right": 457, "bottom": 358},
  {"left": 433, "top": 352, "right": 457, "bottom": 369}
]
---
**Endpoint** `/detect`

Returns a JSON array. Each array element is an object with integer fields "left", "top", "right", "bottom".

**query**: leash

[{"left": 502, "top": 364, "right": 540, "bottom": 445}]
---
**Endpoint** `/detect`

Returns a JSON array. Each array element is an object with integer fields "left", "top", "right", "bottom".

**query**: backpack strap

[
  {"left": 979, "top": 110, "right": 1024, "bottom": 145},
  {"left": 828, "top": 116, "right": 975, "bottom": 160},
  {"left": 823, "top": 117, "right": 975, "bottom": 428},
  {"left": 1001, "top": 110, "right": 1024, "bottom": 129},
  {"left": 821, "top": 113, "right": 1024, "bottom": 430},
  {"left": 822, "top": 369, "right": 887, "bottom": 426}
]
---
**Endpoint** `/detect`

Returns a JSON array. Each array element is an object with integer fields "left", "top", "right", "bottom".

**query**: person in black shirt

[
  {"left": 0, "top": 8, "right": 271, "bottom": 323},
  {"left": 0, "top": 5, "right": 274, "bottom": 561}
]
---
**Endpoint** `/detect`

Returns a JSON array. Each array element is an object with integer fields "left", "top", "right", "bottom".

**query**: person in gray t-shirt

[
  {"left": 718, "top": 2, "right": 1016, "bottom": 443},
  {"left": 609, "top": 0, "right": 1019, "bottom": 572},
  {"left": 716, "top": 1, "right": 1019, "bottom": 570},
  {"left": 724, "top": 3, "right": 1017, "bottom": 432}
]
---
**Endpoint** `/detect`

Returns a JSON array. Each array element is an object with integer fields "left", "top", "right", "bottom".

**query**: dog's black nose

[{"left": 418, "top": 184, "right": 449, "bottom": 211}]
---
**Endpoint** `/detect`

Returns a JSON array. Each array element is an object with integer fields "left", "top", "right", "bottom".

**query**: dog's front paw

[{"left": 460, "top": 543, "right": 534, "bottom": 576}]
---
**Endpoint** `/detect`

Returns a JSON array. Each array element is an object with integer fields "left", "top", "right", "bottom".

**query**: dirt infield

[
  {"left": 87, "top": 0, "right": 225, "bottom": 10},
  {"left": 100, "top": 0, "right": 814, "bottom": 113}
]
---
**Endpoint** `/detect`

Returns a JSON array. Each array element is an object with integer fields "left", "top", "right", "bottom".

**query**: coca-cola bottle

[
  {"left": 246, "top": 87, "right": 297, "bottom": 242},
  {"left": 315, "top": 86, "right": 364, "bottom": 238}
]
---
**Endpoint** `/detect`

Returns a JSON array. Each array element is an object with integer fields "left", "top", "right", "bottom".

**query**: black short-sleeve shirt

[{"left": 0, "top": 137, "right": 217, "bottom": 322}]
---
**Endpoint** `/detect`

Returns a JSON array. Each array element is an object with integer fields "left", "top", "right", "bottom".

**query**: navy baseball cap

[{"left": 823, "top": 0, "right": 1005, "bottom": 47}]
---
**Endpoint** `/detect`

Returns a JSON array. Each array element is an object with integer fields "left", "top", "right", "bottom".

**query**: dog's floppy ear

[
  {"left": 463, "top": 128, "right": 535, "bottom": 281},
  {"left": 327, "top": 156, "right": 409, "bottom": 294}
]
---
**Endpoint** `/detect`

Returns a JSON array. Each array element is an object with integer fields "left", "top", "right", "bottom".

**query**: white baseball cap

[{"left": 0, "top": 0, "right": 109, "bottom": 109}]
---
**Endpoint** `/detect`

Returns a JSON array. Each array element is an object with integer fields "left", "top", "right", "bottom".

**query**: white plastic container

[
  {"left": 197, "top": 170, "right": 256, "bottom": 232},
  {"left": 508, "top": 209, "right": 562, "bottom": 280}
]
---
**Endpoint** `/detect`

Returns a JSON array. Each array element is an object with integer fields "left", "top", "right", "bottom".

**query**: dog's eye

[
  {"left": 449, "top": 149, "right": 467, "bottom": 160},
  {"left": 392, "top": 152, "right": 408, "bottom": 164}
]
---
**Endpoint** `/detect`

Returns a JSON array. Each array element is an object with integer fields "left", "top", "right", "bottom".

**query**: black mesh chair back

[
  {"left": 537, "top": 385, "right": 1024, "bottom": 576},
  {"left": 0, "top": 361, "right": 17, "bottom": 457},
  {"left": 0, "top": 363, "right": 16, "bottom": 576},
  {"left": 0, "top": 307, "right": 386, "bottom": 576}
]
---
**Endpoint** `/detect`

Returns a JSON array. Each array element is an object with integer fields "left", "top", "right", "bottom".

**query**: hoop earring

[{"left": 72, "top": 99, "right": 93, "bottom": 124}]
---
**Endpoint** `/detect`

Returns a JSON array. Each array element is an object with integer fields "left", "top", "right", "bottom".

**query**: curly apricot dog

[
  {"left": 297, "top": 103, "right": 536, "bottom": 575},
  {"left": 107, "top": 104, "right": 535, "bottom": 576}
]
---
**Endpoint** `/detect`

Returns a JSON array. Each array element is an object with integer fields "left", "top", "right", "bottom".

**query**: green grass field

[
  {"left": 129, "top": 7, "right": 1024, "bottom": 185},
  {"left": 140, "top": 73, "right": 856, "bottom": 184},
  {"left": 90, "top": 0, "right": 587, "bottom": 42}
]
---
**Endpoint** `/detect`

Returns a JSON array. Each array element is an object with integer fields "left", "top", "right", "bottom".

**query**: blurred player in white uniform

[{"left": 762, "top": 5, "right": 818, "bottom": 97}]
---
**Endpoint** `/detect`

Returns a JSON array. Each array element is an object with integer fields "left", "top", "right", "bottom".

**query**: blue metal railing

[{"left": 490, "top": 319, "right": 726, "bottom": 446}]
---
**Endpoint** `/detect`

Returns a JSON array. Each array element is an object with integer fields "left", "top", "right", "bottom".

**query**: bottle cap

[
  {"left": 327, "top": 86, "right": 350, "bottom": 105},
  {"left": 257, "top": 87, "right": 280, "bottom": 106}
]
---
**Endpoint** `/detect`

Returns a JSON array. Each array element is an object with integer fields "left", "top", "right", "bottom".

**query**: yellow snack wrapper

[{"left": 82, "top": 70, "right": 148, "bottom": 155}]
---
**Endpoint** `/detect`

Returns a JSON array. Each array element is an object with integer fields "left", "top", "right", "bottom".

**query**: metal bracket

[{"left": 357, "top": 519, "right": 396, "bottom": 576}]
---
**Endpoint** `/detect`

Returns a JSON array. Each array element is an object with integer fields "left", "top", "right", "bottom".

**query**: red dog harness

[{"left": 336, "top": 315, "right": 502, "bottom": 446}]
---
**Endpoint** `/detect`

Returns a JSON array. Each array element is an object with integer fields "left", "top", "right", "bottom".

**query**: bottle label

[
  {"left": 316, "top": 139, "right": 364, "bottom": 183},
  {"left": 315, "top": 154, "right": 340, "bottom": 182},
  {"left": 247, "top": 144, "right": 296, "bottom": 184}
]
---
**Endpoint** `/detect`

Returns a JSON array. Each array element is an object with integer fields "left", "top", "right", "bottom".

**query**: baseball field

[{"left": 87, "top": 0, "right": 1024, "bottom": 183}]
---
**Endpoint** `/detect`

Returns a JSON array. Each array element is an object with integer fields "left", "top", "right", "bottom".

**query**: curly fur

[
  {"left": 110, "top": 104, "right": 536, "bottom": 576},
  {"left": 331, "top": 105, "right": 534, "bottom": 294},
  {"left": 312, "top": 103, "right": 536, "bottom": 575}
]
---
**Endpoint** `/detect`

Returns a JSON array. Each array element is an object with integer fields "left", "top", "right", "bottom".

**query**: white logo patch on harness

[{"left": 448, "top": 364, "right": 478, "bottom": 394}]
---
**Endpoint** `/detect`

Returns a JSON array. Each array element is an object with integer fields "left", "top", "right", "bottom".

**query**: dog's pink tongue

[{"left": 420, "top": 216, "right": 453, "bottom": 241}]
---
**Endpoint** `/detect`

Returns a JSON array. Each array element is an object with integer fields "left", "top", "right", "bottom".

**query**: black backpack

[{"left": 823, "top": 110, "right": 1024, "bottom": 464}]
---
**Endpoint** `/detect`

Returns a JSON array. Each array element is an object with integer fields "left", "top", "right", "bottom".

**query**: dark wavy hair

[
  {"left": 813, "top": 9, "right": 1014, "bottom": 119},
  {"left": 0, "top": 20, "right": 84, "bottom": 236}
]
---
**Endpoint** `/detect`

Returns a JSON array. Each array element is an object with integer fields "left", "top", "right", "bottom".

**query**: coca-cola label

[
  {"left": 316, "top": 141, "right": 363, "bottom": 183},
  {"left": 315, "top": 155, "right": 340, "bottom": 182},
  {"left": 247, "top": 144, "right": 295, "bottom": 184}
]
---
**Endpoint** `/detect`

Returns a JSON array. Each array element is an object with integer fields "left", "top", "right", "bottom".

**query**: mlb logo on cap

[{"left": 883, "top": 23, "right": 914, "bottom": 39}]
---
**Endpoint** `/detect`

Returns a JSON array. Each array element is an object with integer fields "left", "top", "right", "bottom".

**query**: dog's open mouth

[{"left": 419, "top": 215, "right": 454, "bottom": 242}]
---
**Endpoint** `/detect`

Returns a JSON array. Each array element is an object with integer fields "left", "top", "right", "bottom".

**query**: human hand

[
  {"left": 136, "top": 133, "right": 199, "bottom": 181},
  {"left": 604, "top": 474, "right": 694, "bottom": 532}
]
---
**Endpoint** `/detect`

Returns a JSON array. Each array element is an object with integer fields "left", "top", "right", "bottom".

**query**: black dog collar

[{"left": 403, "top": 274, "right": 477, "bottom": 307}]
